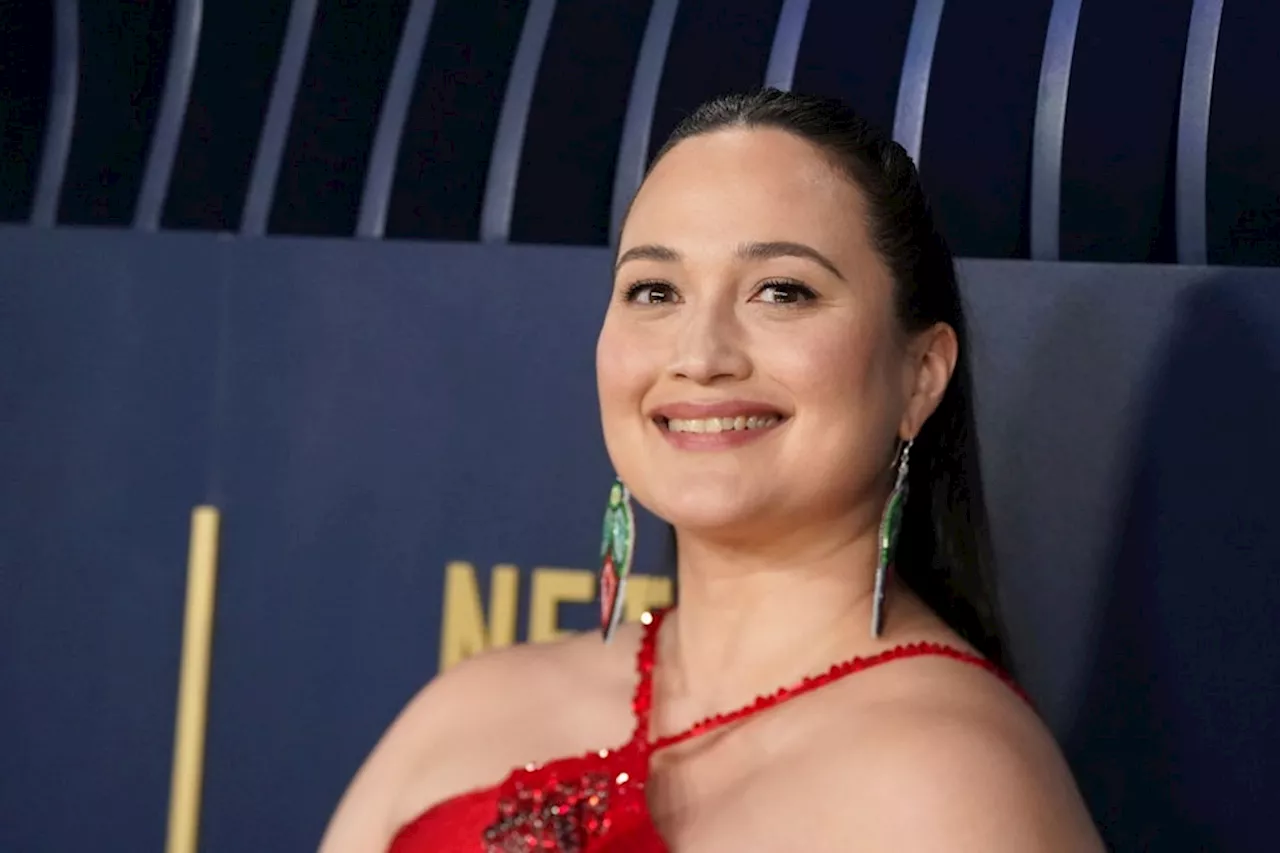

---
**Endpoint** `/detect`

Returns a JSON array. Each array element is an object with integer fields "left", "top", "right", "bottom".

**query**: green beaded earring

[
  {"left": 599, "top": 478, "right": 636, "bottom": 643},
  {"left": 872, "top": 439, "right": 912, "bottom": 637}
]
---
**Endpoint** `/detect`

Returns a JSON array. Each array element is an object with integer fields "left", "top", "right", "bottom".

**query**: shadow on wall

[{"left": 1067, "top": 275, "right": 1280, "bottom": 852}]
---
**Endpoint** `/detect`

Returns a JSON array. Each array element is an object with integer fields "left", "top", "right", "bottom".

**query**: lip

[{"left": 647, "top": 399, "right": 789, "bottom": 452}]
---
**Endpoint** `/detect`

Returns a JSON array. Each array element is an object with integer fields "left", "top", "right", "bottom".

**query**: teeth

[{"left": 666, "top": 415, "right": 780, "bottom": 433}]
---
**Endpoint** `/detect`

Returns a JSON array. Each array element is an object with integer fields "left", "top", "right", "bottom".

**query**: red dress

[{"left": 388, "top": 609, "right": 1022, "bottom": 852}]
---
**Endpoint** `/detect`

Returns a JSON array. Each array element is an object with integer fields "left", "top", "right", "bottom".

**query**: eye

[
  {"left": 754, "top": 280, "right": 817, "bottom": 305},
  {"left": 623, "top": 280, "right": 680, "bottom": 305}
]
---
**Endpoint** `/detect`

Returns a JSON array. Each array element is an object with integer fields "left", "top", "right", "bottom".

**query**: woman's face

[{"left": 597, "top": 128, "right": 943, "bottom": 541}]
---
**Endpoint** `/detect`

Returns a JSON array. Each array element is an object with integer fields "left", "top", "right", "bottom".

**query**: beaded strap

[
  {"left": 630, "top": 607, "right": 1027, "bottom": 753},
  {"left": 629, "top": 609, "right": 665, "bottom": 747}
]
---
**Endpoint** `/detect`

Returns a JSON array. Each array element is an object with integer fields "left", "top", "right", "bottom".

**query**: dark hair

[{"left": 647, "top": 89, "right": 1010, "bottom": 672}]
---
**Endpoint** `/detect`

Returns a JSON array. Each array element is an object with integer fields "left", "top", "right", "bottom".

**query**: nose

[{"left": 668, "top": 294, "right": 752, "bottom": 384}]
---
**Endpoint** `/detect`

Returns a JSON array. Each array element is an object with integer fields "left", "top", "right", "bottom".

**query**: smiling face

[{"left": 597, "top": 127, "right": 944, "bottom": 542}]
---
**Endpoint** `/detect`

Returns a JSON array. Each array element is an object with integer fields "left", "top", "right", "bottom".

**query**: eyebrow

[
  {"left": 737, "top": 241, "right": 845, "bottom": 280},
  {"left": 614, "top": 244, "right": 681, "bottom": 272},
  {"left": 614, "top": 240, "right": 845, "bottom": 280}
]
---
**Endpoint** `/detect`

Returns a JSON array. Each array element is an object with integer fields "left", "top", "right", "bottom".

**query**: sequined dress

[{"left": 387, "top": 609, "right": 1021, "bottom": 852}]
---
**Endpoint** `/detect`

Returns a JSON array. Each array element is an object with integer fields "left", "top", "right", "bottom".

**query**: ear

[{"left": 899, "top": 322, "right": 958, "bottom": 440}]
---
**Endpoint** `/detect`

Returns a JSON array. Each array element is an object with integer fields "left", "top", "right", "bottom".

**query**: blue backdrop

[{"left": 2, "top": 228, "right": 1279, "bottom": 851}]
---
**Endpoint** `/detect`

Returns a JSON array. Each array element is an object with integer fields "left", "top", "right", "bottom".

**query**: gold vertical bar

[{"left": 165, "top": 505, "right": 221, "bottom": 853}]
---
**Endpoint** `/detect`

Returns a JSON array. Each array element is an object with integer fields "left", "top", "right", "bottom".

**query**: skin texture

[{"left": 319, "top": 128, "right": 1104, "bottom": 852}]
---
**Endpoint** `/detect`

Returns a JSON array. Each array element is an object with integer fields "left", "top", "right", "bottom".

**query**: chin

[{"left": 642, "top": 481, "right": 770, "bottom": 535}]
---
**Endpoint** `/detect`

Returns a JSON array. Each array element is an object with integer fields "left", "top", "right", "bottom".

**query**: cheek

[
  {"left": 767, "top": 319, "right": 901, "bottom": 450},
  {"left": 770, "top": 321, "right": 887, "bottom": 403},
  {"left": 596, "top": 317, "right": 652, "bottom": 430}
]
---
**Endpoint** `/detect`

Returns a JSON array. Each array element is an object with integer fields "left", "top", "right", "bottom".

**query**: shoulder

[
  {"left": 319, "top": 627, "right": 641, "bottom": 853},
  {"left": 797, "top": 652, "right": 1103, "bottom": 852}
]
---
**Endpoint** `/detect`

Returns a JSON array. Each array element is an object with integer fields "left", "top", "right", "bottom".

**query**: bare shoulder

[
  {"left": 796, "top": 654, "right": 1104, "bottom": 852},
  {"left": 318, "top": 627, "right": 640, "bottom": 853}
]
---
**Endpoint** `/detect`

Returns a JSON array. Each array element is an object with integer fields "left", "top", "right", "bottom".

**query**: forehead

[{"left": 621, "top": 128, "right": 877, "bottom": 262}]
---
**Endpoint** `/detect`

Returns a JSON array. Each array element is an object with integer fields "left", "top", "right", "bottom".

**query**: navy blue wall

[{"left": 2, "top": 229, "right": 1278, "bottom": 851}]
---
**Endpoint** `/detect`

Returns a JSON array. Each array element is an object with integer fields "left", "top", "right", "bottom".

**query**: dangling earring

[
  {"left": 872, "top": 438, "right": 912, "bottom": 638},
  {"left": 599, "top": 477, "right": 636, "bottom": 643}
]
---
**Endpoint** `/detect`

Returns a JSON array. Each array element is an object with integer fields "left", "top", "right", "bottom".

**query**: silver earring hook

[
  {"left": 891, "top": 437, "right": 914, "bottom": 469},
  {"left": 891, "top": 438, "right": 913, "bottom": 488}
]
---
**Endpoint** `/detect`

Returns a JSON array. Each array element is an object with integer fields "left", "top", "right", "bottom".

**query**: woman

[{"left": 320, "top": 90, "right": 1103, "bottom": 851}]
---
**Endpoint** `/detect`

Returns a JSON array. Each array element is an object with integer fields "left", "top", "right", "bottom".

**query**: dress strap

[
  {"left": 629, "top": 607, "right": 1026, "bottom": 753},
  {"left": 652, "top": 641, "right": 1026, "bottom": 751},
  {"left": 629, "top": 608, "right": 666, "bottom": 745}
]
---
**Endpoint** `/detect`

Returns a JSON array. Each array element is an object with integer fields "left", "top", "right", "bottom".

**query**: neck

[{"left": 659, "top": 505, "right": 890, "bottom": 717}]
